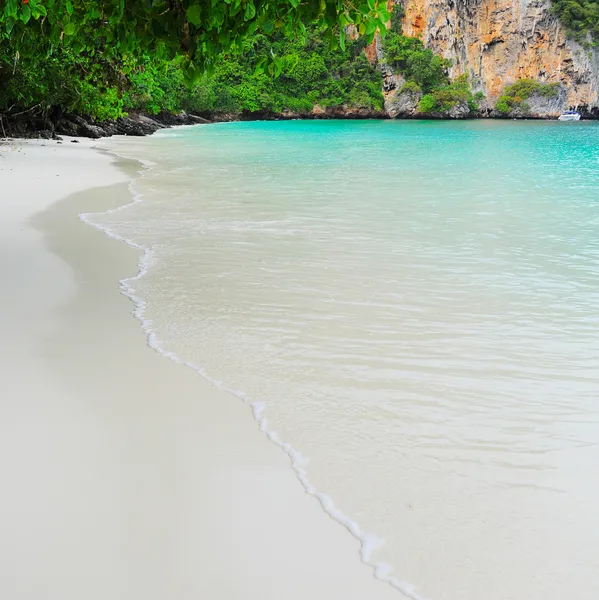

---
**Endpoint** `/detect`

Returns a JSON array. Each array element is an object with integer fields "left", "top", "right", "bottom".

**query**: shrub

[
  {"left": 400, "top": 81, "right": 422, "bottom": 94},
  {"left": 418, "top": 94, "right": 436, "bottom": 113},
  {"left": 417, "top": 74, "right": 477, "bottom": 114},
  {"left": 78, "top": 84, "right": 124, "bottom": 121},
  {"left": 389, "top": 4, "right": 406, "bottom": 34},
  {"left": 495, "top": 79, "right": 560, "bottom": 115}
]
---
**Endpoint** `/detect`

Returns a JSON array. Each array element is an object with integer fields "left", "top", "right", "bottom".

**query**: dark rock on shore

[
  {"left": 1, "top": 110, "right": 211, "bottom": 140},
  {"left": 55, "top": 111, "right": 209, "bottom": 138},
  {"left": 385, "top": 89, "right": 421, "bottom": 119}
]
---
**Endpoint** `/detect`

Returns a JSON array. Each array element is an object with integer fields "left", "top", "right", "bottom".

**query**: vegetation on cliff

[
  {"left": 418, "top": 75, "right": 481, "bottom": 115},
  {"left": 382, "top": 7, "right": 450, "bottom": 93},
  {"left": 382, "top": 7, "right": 479, "bottom": 117},
  {"left": 551, "top": 0, "right": 599, "bottom": 42},
  {"left": 383, "top": 33, "right": 450, "bottom": 93},
  {"left": 495, "top": 79, "right": 560, "bottom": 116}
]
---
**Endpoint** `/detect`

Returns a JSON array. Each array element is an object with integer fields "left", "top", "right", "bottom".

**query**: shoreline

[
  {"left": 88, "top": 133, "right": 430, "bottom": 600},
  {"left": 2, "top": 109, "right": 597, "bottom": 142},
  {"left": 0, "top": 137, "right": 403, "bottom": 599}
]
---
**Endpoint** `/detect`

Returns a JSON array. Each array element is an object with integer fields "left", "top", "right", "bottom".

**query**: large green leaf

[
  {"left": 187, "top": 4, "right": 202, "bottom": 26},
  {"left": 244, "top": 1, "right": 256, "bottom": 21},
  {"left": 4, "top": 0, "right": 18, "bottom": 19},
  {"left": 20, "top": 6, "right": 32, "bottom": 24}
]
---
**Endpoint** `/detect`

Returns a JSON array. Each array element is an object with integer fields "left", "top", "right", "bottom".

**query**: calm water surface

[{"left": 96, "top": 121, "right": 599, "bottom": 600}]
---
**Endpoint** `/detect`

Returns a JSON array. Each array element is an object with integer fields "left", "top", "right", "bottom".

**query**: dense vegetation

[
  {"left": 0, "top": 0, "right": 390, "bottom": 75},
  {"left": 551, "top": 0, "right": 599, "bottom": 42},
  {"left": 121, "top": 30, "right": 384, "bottom": 117},
  {"left": 186, "top": 32, "right": 383, "bottom": 115},
  {"left": 495, "top": 79, "right": 560, "bottom": 115},
  {"left": 0, "top": 0, "right": 388, "bottom": 128},
  {"left": 0, "top": 28, "right": 384, "bottom": 124},
  {"left": 418, "top": 75, "right": 482, "bottom": 114},
  {"left": 0, "top": 42, "right": 131, "bottom": 121}
]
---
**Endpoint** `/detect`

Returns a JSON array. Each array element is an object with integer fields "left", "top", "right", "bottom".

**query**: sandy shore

[{"left": 0, "top": 138, "right": 400, "bottom": 600}]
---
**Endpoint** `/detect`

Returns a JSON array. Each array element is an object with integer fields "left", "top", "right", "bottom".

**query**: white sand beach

[{"left": 0, "top": 137, "right": 401, "bottom": 600}]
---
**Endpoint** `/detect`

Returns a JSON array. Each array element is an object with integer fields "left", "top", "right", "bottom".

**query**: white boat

[{"left": 558, "top": 110, "right": 581, "bottom": 121}]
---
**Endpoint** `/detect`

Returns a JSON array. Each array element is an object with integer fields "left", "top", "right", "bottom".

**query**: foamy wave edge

[{"left": 80, "top": 135, "right": 430, "bottom": 600}]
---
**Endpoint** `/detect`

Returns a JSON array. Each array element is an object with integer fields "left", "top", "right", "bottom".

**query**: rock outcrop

[
  {"left": 2, "top": 110, "right": 210, "bottom": 140},
  {"left": 398, "top": 0, "right": 599, "bottom": 116},
  {"left": 386, "top": 87, "right": 422, "bottom": 117}
]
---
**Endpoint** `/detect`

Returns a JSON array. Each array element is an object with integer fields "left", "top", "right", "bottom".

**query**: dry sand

[{"left": 0, "top": 138, "right": 400, "bottom": 600}]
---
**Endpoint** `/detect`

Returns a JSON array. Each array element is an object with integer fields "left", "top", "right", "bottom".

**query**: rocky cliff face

[{"left": 395, "top": 0, "right": 599, "bottom": 115}]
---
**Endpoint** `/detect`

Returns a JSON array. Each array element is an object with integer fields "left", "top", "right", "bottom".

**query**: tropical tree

[{"left": 1, "top": 0, "right": 391, "bottom": 77}]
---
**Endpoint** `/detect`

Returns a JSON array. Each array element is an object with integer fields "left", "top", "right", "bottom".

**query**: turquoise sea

[{"left": 95, "top": 120, "right": 599, "bottom": 600}]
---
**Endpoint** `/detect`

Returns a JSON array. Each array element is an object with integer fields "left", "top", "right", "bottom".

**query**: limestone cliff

[{"left": 390, "top": 0, "right": 599, "bottom": 115}]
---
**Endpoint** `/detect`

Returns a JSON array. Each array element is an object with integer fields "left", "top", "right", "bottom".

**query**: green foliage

[
  {"left": 495, "top": 79, "right": 560, "bottom": 115},
  {"left": 1, "top": 21, "right": 384, "bottom": 122},
  {"left": 383, "top": 33, "right": 451, "bottom": 92},
  {"left": 418, "top": 94, "right": 436, "bottom": 113},
  {"left": 77, "top": 83, "right": 124, "bottom": 121},
  {"left": 417, "top": 74, "right": 478, "bottom": 114},
  {"left": 389, "top": 3, "right": 406, "bottom": 33},
  {"left": 551, "top": 0, "right": 599, "bottom": 41},
  {"left": 0, "top": 40, "right": 125, "bottom": 120},
  {"left": 400, "top": 80, "right": 422, "bottom": 94},
  {"left": 495, "top": 97, "right": 513, "bottom": 115},
  {"left": 184, "top": 31, "right": 384, "bottom": 115},
  {"left": 123, "top": 60, "right": 187, "bottom": 115},
  {"left": 1, "top": 1, "right": 389, "bottom": 122},
  {"left": 0, "top": 0, "right": 391, "bottom": 79}
]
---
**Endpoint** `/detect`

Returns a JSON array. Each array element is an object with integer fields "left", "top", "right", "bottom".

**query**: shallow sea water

[{"left": 93, "top": 120, "right": 599, "bottom": 600}]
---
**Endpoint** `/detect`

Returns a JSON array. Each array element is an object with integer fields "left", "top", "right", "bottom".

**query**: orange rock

[{"left": 398, "top": 0, "right": 598, "bottom": 109}]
